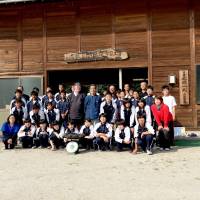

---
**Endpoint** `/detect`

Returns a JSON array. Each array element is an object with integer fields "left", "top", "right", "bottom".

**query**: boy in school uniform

[
  {"left": 29, "top": 104, "right": 45, "bottom": 127},
  {"left": 10, "top": 89, "right": 27, "bottom": 111},
  {"left": 56, "top": 90, "right": 69, "bottom": 125},
  {"left": 49, "top": 121, "right": 63, "bottom": 151},
  {"left": 41, "top": 86, "right": 52, "bottom": 106},
  {"left": 43, "top": 90, "right": 57, "bottom": 111},
  {"left": 93, "top": 114, "right": 112, "bottom": 151},
  {"left": 142, "top": 85, "right": 155, "bottom": 107},
  {"left": 10, "top": 99, "right": 27, "bottom": 125},
  {"left": 27, "top": 90, "right": 43, "bottom": 114},
  {"left": 131, "top": 91, "right": 140, "bottom": 108},
  {"left": 132, "top": 115, "right": 155, "bottom": 155},
  {"left": 114, "top": 120, "right": 132, "bottom": 152},
  {"left": 17, "top": 85, "right": 30, "bottom": 102},
  {"left": 124, "top": 84, "right": 131, "bottom": 98},
  {"left": 60, "top": 120, "right": 79, "bottom": 144},
  {"left": 44, "top": 102, "right": 60, "bottom": 126},
  {"left": 18, "top": 119, "right": 36, "bottom": 148},
  {"left": 79, "top": 119, "right": 94, "bottom": 150},
  {"left": 100, "top": 93, "right": 118, "bottom": 124},
  {"left": 33, "top": 120, "right": 50, "bottom": 148},
  {"left": 55, "top": 83, "right": 65, "bottom": 103},
  {"left": 84, "top": 84, "right": 101, "bottom": 125}
]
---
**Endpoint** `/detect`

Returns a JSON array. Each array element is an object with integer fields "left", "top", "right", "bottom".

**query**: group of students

[{"left": 0, "top": 81, "right": 176, "bottom": 155}]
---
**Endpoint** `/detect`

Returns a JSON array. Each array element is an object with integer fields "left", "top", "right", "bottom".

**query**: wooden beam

[
  {"left": 189, "top": 0, "right": 197, "bottom": 127},
  {"left": 147, "top": 0, "right": 152, "bottom": 84},
  {"left": 43, "top": 6, "right": 47, "bottom": 91}
]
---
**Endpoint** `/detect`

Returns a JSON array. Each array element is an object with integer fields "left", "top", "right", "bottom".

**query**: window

[{"left": 0, "top": 76, "right": 43, "bottom": 109}]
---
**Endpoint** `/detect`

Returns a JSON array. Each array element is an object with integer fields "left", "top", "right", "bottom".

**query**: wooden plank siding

[{"left": 0, "top": 0, "right": 199, "bottom": 128}]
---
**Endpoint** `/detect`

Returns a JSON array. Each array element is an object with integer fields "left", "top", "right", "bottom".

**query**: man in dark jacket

[{"left": 68, "top": 82, "right": 85, "bottom": 129}]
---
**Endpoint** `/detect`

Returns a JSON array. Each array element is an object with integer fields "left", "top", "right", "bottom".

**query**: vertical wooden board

[
  {"left": 46, "top": 14, "right": 78, "bottom": 62},
  {"left": 0, "top": 13, "right": 18, "bottom": 71},
  {"left": 195, "top": 9, "right": 200, "bottom": 63},
  {"left": 80, "top": 8, "right": 112, "bottom": 51},
  {"left": 22, "top": 12, "right": 43, "bottom": 71},
  {"left": 114, "top": 11, "right": 148, "bottom": 66},
  {"left": 151, "top": 8, "right": 190, "bottom": 66}
]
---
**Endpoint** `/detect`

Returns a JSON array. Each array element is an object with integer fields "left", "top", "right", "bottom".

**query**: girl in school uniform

[
  {"left": 135, "top": 99, "right": 152, "bottom": 126},
  {"left": 114, "top": 120, "right": 132, "bottom": 152},
  {"left": 1, "top": 114, "right": 20, "bottom": 150}
]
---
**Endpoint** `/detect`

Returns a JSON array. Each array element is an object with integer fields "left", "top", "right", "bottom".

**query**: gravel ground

[{"left": 0, "top": 144, "right": 200, "bottom": 200}]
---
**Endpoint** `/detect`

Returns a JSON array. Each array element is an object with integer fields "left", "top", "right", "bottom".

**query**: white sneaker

[
  {"left": 147, "top": 150, "right": 153, "bottom": 155},
  {"left": 159, "top": 148, "right": 164, "bottom": 151},
  {"left": 165, "top": 148, "right": 170, "bottom": 151}
]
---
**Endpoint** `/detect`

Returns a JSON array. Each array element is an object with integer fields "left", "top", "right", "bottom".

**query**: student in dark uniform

[
  {"left": 100, "top": 93, "right": 117, "bottom": 124},
  {"left": 10, "top": 99, "right": 27, "bottom": 125},
  {"left": 139, "top": 81, "right": 148, "bottom": 98},
  {"left": 17, "top": 85, "right": 30, "bottom": 102},
  {"left": 33, "top": 120, "right": 50, "bottom": 148},
  {"left": 29, "top": 104, "right": 45, "bottom": 127},
  {"left": 55, "top": 83, "right": 65, "bottom": 103},
  {"left": 27, "top": 90, "right": 42, "bottom": 114},
  {"left": 79, "top": 119, "right": 94, "bottom": 150},
  {"left": 18, "top": 119, "right": 36, "bottom": 148},
  {"left": 114, "top": 120, "right": 132, "bottom": 152},
  {"left": 56, "top": 90, "right": 69, "bottom": 125},
  {"left": 43, "top": 90, "right": 57, "bottom": 111},
  {"left": 1, "top": 114, "right": 20, "bottom": 150},
  {"left": 49, "top": 121, "right": 63, "bottom": 151},
  {"left": 132, "top": 115, "right": 155, "bottom": 155},
  {"left": 131, "top": 91, "right": 140, "bottom": 108},
  {"left": 142, "top": 85, "right": 155, "bottom": 107},
  {"left": 44, "top": 102, "right": 60, "bottom": 126},
  {"left": 93, "top": 114, "right": 112, "bottom": 151}
]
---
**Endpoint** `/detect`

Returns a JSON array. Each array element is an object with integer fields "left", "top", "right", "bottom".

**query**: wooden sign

[
  {"left": 179, "top": 70, "right": 189, "bottom": 105},
  {"left": 64, "top": 48, "right": 128, "bottom": 63}
]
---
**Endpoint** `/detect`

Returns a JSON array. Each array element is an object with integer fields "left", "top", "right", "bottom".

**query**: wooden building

[{"left": 0, "top": 0, "right": 199, "bottom": 128}]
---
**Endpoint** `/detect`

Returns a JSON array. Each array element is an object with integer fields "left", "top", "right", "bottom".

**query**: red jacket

[{"left": 151, "top": 103, "right": 173, "bottom": 127}]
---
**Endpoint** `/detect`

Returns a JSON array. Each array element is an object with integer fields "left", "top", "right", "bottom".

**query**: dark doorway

[{"left": 48, "top": 67, "right": 148, "bottom": 94}]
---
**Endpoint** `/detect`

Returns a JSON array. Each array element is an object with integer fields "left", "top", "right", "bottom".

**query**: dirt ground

[{"left": 0, "top": 144, "right": 200, "bottom": 200}]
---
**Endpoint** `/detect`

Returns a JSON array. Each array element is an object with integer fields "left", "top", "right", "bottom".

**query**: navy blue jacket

[{"left": 84, "top": 95, "right": 101, "bottom": 120}]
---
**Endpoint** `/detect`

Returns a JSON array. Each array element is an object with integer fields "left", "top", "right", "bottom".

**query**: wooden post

[{"left": 189, "top": 2, "right": 197, "bottom": 127}]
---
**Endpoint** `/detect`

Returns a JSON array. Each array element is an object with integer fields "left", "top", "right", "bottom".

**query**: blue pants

[
  {"left": 136, "top": 134, "right": 154, "bottom": 151},
  {"left": 93, "top": 137, "right": 109, "bottom": 150}
]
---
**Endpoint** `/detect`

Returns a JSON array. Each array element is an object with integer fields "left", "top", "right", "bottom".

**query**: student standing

[
  {"left": 100, "top": 93, "right": 118, "bottom": 124},
  {"left": 139, "top": 81, "right": 148, "bottom": 98},
  {"left": 55, "top": 83, "right": 65, "bottom": 103}
]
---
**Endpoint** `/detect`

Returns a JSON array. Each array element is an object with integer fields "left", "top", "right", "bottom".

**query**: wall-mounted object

[{"left": 179, "top": 70, "right": 189, "bottom": 105}]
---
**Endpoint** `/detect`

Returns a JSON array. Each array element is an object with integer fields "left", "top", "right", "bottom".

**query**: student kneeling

[
  {"left": 114, "top": 120, "right": 132, "bottom": 152},
  {"left": 18, "top": 119, "right": 36, "bottom": 148},
  {"left": 132, "top": 115, "right": 155, "bottom": 155},
  {"left": 93, "top": 113, "right": 112, "bottom": 151}
]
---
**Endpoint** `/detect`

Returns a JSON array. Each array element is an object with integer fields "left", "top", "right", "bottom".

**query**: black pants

[
  {"left": 34, "top": 134, "right": 49, "bottom": 148},
  {"left": 79, "top": 137, "right": 93, "bottom": 149},
  {"left": 70, "top": 119, "right": 83, "bottom": 130},
  {"left": 49, "top": 133, "right": 63, "bottom": 148},
  {"left": 3, "top": 135, "right": 17, "bottom": 149},
  {"left": 20, "top": 136, "right": 33, "bottom": 148},
  {"left": 158, "top": 129, "right": 170, "bottom": 148},
  {"left": 136, "top": 135, "right": 154, "bottom": 151},
  {"left": 116, "top": 142, "right": 132, "bottom": 151}
]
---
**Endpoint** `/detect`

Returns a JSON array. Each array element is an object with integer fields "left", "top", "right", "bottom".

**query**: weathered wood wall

[{"left": 0, "top": 0, "right": 199, "bottom": 128}]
